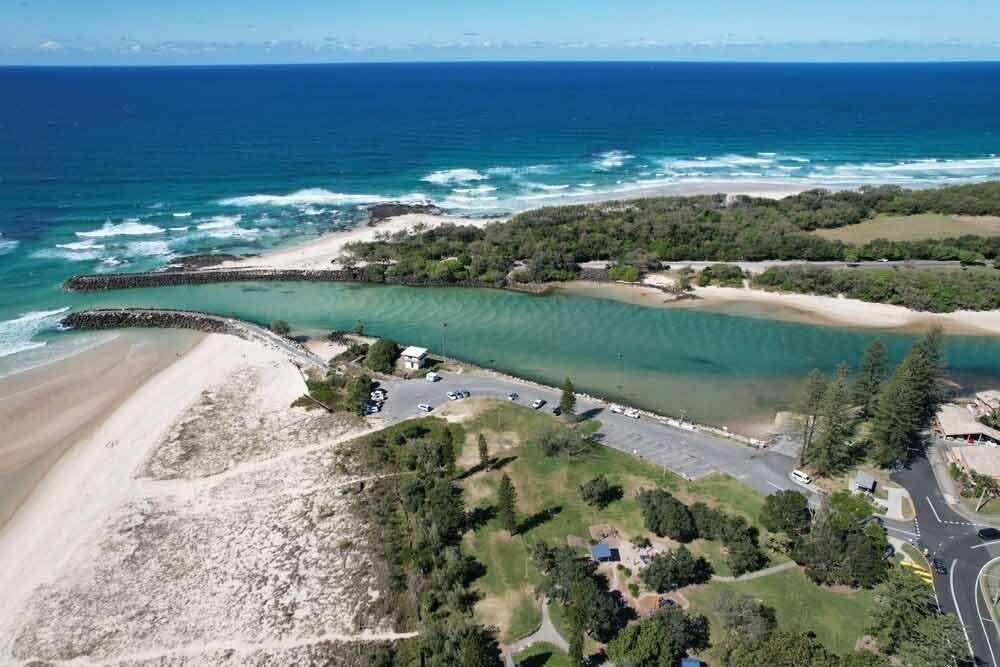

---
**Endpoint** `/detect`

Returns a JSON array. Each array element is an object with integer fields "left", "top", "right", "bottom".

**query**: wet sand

[{"left": 0, "top": 329, "right": 202, "bottom": 528}]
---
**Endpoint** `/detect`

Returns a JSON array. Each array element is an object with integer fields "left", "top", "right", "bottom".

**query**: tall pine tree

[
  {"left": 809, "top": 363, "right": 852, "bottom": 477},
  {"left": 869, "top": 329, "right": 945, "bottom": 467},
  {"left": 560, "top": 377, "right": 577, "bottom": 418},
  {"left": 852, "top": 338, "right": 887, "bottom": 417},
  {"left": 497, "top": 473, "right": 518, "bottom": 535},
  {"left": 798, "top": 369, "right": 828, "bottom": 466}
]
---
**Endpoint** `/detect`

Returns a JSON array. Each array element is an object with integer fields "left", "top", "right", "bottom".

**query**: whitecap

[
  {"left": 173, "top": 211, "right": 192, "bottom": 218},
  {"left": 452, "top": 185, "right": 498, "bottom": 195},
  {"left": 0, "top": 307, "right": 69, "bottom": 359},
  {"left": 593, "top": 150, "right": 635, "bottom": 171},
  {"left": 196, "top": 214, "right": 243, "bottom": 230},
  {"left": 76, "top": 220, "right": 164, "bottom": 238},
  {"left": 33, "top": 248, "right": 103, "bottom": 262},
  {"left": 421, "top": 169, "right": 488, "bottom": 185},
  {"left": 56, "top": 240, "right": 104, "bottom": 251},
  {"left": 0, "top": 233, "right": 17, "bottom": 255},
  {"left": 168, "top": 226, "right": 190, "bottom": 232},
  {"left": 219, "top": 188, "right": 427, "bottom": 207}
]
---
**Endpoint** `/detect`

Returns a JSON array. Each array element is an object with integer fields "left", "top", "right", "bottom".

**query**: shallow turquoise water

[{"left": 50, "top": 282, "right": 1000, "bottom": 430}]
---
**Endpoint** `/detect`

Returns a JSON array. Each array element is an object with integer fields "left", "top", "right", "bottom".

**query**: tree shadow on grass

[
  {"left": 467, "top": 505, "right": 497, "bottom": 531},
  {"left": 491, "top": 455, "right": 518, "bottom": 471},
  {"left": 519, "top": 505, "right": 562, "bottom": 535},
  {"left": 519, "top": 650, "right": 555, "bottom": 667}
]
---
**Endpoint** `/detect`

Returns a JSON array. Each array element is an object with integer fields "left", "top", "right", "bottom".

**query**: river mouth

[{"left": 32, "top": 280, "right": 1000, "bottom": 435}]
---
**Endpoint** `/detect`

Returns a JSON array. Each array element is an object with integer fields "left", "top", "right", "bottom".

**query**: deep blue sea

[{"left": 2, "top": 62, "right": 1000, "bottom": 367}]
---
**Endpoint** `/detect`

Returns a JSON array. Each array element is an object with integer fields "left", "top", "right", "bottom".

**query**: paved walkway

[
  {"left": 710, "top": 560, "right": 797, "bottom": 583},
  {"left": 506, "top": 599, "right": 569, "bottom": 661},
  {"left": 885, "top": 487, "right": 909, "bottom": 521}
]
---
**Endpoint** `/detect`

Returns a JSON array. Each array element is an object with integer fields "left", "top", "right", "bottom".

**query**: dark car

[
  {"left": 932, "top": 558, "right": 948, "bottom": 575},
  {"left": 978, "top": 527, "right": 1000, "bottom": 540},
  {"left": 860, "top": 516, "right": 885, "bottom": 530},
  {"left": 658, "top": 597, "right": 677, "bottom": 608},
  {"left": 552, "top": 406, "right": 562, "bottom": 416}
]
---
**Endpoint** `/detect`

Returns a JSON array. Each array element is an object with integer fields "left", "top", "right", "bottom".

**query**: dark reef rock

[{"left": 365, "top": 202, "right": 442, "bottom": 226}]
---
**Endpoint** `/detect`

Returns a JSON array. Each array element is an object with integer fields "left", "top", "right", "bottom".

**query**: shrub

[
  {"left": 608, "top": 263, "right": 640, "bottom": 282},
  {"left": 270, "top": 319, "right": 291, "bottom": 336},
  {"left": 636, "top": 489, "right": 695, "bottom": 542},
  {"left": 639, "top": 545, "right": 713, "bottom": 592},
  {"left": 365, "top": 338, "right": 401, "bottom": 373}
]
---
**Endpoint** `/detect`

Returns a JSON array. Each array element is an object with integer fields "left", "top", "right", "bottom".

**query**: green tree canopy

[
  {"left": 759, "top": 490, "right": 811, "bottom": 536},
  {"left": 365, "top": 338, "right": 402, "bottom": 373},
  {"left": 852, "top": 338, "right": 887, "bottom": 416},
  {"left": 496, "top": 473, "right": 517, "bottom": 535}
]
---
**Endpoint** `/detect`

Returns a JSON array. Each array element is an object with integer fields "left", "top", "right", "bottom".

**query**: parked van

[
  {"left": 791, "top": 469, "right": 813, "bottom": 486},
  {"left": 425, "top": 372, "right": 441, "bottom": 382}
]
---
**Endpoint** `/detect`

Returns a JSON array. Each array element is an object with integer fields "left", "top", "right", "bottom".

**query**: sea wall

[
  {"left": 63, "top": 268, "right": 508, "bottom": 292},
  {"left": 61, "top": 309, "right": 325, "bottom": 369}
]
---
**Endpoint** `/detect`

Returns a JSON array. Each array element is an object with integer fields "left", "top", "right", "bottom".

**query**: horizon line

[{"left": 3, "top": 58, "right": 1000, "bottom": 69}]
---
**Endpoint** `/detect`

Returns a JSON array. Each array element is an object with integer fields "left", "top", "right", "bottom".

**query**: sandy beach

[
  {"left": 0, "top": 329, "right": 388, "bottom": 663},
  {"left": 0, "top": 329, "right": 202, "bottom": 529},
  {"left": 224, "top": 212, "right": 498, "bottom": 270}
]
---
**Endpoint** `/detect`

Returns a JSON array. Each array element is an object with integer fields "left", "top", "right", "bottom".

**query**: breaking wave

[
  {"left": 76, "top": 220, "right": 164, "bottom": 238},
  {"left": 593, "top": 150, "right": 635, "bottom": 171},
  {"left": 422, "top": 169, "right": 488, "bottom": 185},
  {"left": 219, "top": 188, "right": 427, "bottom": 207},
  {"left": 0, "top": 307, "right": 69, "bottom": 359}
]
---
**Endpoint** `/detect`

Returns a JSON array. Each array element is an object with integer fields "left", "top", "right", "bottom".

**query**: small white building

[{"left": 401, "top": 346, "right": 429, "bottom": 371}]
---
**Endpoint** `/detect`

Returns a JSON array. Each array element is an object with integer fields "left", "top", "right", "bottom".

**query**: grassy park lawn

[
  {"left": 460, "top": 401, "right": 785, "bottom": 641},
  {"left": 514, "top": 642, "right": 571, "bottom": 667},
  {"left": 813, "top": 213, "right": 1000, "bottom": 244},
  {"left": 684, "top": 567, "right": 876, "bottom": 657}
]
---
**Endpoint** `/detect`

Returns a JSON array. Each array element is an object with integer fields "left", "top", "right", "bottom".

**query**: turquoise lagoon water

[{"left": 43, "top": 281, "right": 1000, "bottom": 430}]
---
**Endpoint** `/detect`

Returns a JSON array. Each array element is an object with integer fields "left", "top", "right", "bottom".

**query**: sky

[{"left": 3, "top": 0, "right": 1000, "bottom": 65}]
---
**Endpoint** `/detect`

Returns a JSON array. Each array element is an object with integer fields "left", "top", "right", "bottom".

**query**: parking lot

[{"left": 374, "top": 370, "right": 798, "bottom": 496}]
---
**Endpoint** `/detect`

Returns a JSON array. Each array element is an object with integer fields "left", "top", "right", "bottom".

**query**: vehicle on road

[
  {"left": 932, "top": 558, "right": 948, "bottom": 575},
  {"left": 447, "top": 391, "right": 460, "bottom": 400},
  {"left": 791, "top": 469, "right": 813, "bottom": 486},
  {"left": 417, "top": 403, "right": 434, "bottom": 413},
  {"left": 978, "top": 527, "right": 1000, "bottom": 540},
  {"left": 507, "top": 392, "right": 519, "bottom": 401},
  {"left": 623, "top": 407, "right": 641, "bottom": 419},
  {"left": 366, "top": 402, "right": 382, "bottom": 414},
  {"left": 459, "top": 389, "right": 471, "bottom": 398},
  {"left": 552, "top": 406, "right": 562, "bottom": 416},
  {"left": 370, "top": 390, "right": 386, "bottom": 401},
  {"left": 610, "top": 404, "right": 624, "bottom": 414},
  {"left": 532, "top": 399, "right": 546, "bottom": 409},
  {"left": 425, "top": 372, "right": 441, "bottom": 382}
]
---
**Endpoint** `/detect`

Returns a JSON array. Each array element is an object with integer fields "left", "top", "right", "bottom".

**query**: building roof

[
  {"left": 855, "top": 471, "right": 876, "bottom": 490},
  {"left": 681, "top": 660, "right": 703, "bottom": 667},
  {"left": 401, "top": 346, "right": 428, "bottom": 358},
  {"left": 978, "top": 390, "right": 1000, "bottom": 411},
  {"left": 937, "top": 404, "right": 1000, "bottom": 441},
  {"left": 953, "top": 445, "right": 1000, "bottom": 479},
  {"left": 590, "top": 543, "right": 612, "bottom": 560}
]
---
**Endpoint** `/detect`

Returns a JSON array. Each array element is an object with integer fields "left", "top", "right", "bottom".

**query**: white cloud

[{"left": 39, "top": 40, "right": 60, "bottom": 50}]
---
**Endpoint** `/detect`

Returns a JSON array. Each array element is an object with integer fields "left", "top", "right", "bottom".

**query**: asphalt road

[
  {"left": 375, "top": 369, "right": 799, "bottom": 497},
  {"left": 894, "top": 455, "right": 1000, "bottom": 667}
]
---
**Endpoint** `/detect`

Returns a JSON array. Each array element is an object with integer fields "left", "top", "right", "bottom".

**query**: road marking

[
  {"left": 975, "top": 557, "right": 999, "bottom": 667},
  {"left": 928, "top": 497, "right": 943, "bottom": 523},
  {"left": 767, "top": 481, "right": 786, "bottom": 491},
  {"left": 952, "top": 559, "right": 976, "bottom": 658},
  {"left": 972, "top": 541, "right": 1000, "bottom": 551},
  {"left": 887, "top": 526, "right": 919, "bottom": 538}
]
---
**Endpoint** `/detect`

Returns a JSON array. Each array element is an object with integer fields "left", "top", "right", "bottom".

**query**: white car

[
  {"left": 532, "top": 399, "right": 546, "bottom": 410},
  {"left": 417, "top": 403, "right": 434, "bottom": 413},
  {"left": 610, "top": 404, "right": 624, "bottom": 414},
  {"left": 447, "top": 391, "right": 460, "bottom": 401},
  {"left": 425, "top": 372, "right": 441, "bottom": 382},
  {"left": 624, "top": 408, "right": 641, "bottom": 419}
]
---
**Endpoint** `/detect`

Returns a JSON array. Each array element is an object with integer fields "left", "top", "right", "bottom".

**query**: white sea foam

[
  {"left": 0, "top": 307, "right": 69, "bottom": 359},
  {"left": 168, "top": 226, "right": 190, "bottom": 232},
  {"left": 33, "top": 248, "right": 103, "bottom": 262},
  {"left": 0, "top": 233, "right": 17, "bottom": 255},
  {"left": 56, "top": 240, "right": 104, "bottom": 251},
  {"left": 453, "top": 185, "right": 498, "bottom": 195},
  {"left": 76, "top": 220, "right": 164, "bottom": 238},
  {"left": 125, "top": 240, "right": 172, "bottom": 258},
  {"left": 173, "top": 211, "right": 192, "bottom": 218},
  {"left": 422, "top": 169, "right": 488, "bottom": 185},
  {"left": 196, "top": 214, "right": 243, "bottom": 230},
  {"left": 659, "top": 155, "right": 774, "bottom": 170},
  {"left": 594, "top": 150, "right": 635, "bottom": 170},
  {"left": 219, "top": 188, "right": 427, "bottom": 207},
  {"left": 524, "top": 182, "right": 571, "bottom": 192}
]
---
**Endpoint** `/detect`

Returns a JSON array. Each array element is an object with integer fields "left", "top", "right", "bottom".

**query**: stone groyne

[
  {"left": 61, "top": 308, "right": 325, "bottom": 369},
  {"left": 62, "top": 268, "right": 509, "bottom": 292}
]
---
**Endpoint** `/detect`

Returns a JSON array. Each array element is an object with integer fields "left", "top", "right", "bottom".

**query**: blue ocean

[{"left": 2, "top": 61, "right": 1000, "bottom": 364}]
